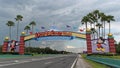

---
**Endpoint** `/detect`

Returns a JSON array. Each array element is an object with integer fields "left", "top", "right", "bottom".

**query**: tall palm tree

[
  {"left": 6, "top": 21, "right": 15, "bottom": 40},
  {"left": 93, "top": 10, "right": 100, "bottom": 21},
  {"left": 96, "top": 23, "right": 103, "bottom": 38},
  {"left": 106, "top": 15, "right": 115, "bottom": 34},
  {"left": 91, "top": 28, "right": 98, "bottom": 39},
  {"left": 87, "top": 13, "right": 95, "bottom": 29},
  {"left": 92, "top": 10, "right": 100, "bottom": 30},
  {"left": 81, "top": 16, "right": 89, "bottom": 31},
  {"left": 29, "top": 21, "right": 36, "bottom": 52},
  {"left": 29, "top": 21, "right": 36, "bottom": 33},
  {"left": 15, "top": 15, "right": 23, "bottom": 40},
  {"left": 24, "top": 25, "right": 31, "bottom": 53},
  {"left": 24, "top": 25, "right": 31, "bottom": 34},
  {"left": 100, "top": 13, "right": 107, "bottom": 38},
  {"left": 87, "top": 13, "right": 96, "bottom": 39}
]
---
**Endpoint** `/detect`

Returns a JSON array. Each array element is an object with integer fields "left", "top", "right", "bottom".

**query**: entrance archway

[
  {"left": 2, "top": 30, "right": 116, "bottom": 55},
  {"left": 19, "top": 31, "right": 87, "bottom": 54}
]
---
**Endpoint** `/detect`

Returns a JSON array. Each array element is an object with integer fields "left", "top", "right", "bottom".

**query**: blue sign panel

[{"left": 33, "top": 36, "right": 75, "bottom": 41}]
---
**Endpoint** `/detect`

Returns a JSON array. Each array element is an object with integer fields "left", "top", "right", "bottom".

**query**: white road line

[
  {"left": 14, "top": 60, "right": 19, "bottom": 62},
  {"left": 44, "top": 62, "right": 53, "bottom": 64},
  {"left": 0, "top": 61, "right": 30, "bottom": 67},
  {"left": 71, "top": 57, "right": 78, "bottom": 68},
  {"left": 0, "top": 61, "right": 14, "bottom": 63}
]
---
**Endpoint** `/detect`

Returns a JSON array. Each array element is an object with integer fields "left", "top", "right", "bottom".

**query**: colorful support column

[
  {"left": 19, "top": 36, "right": 25, "bottom": 55},
  {"left": 108, "top": 34, "right": 116, "bottom": 54},
  {"left": 2, "top": 37, "right": 9, "bottom": 52},
  {"left": 86, "top": 29, "right": 92, "bottom": 54},
  {"left": 2, "top": 41, "right": 9, "bottom": 52}
]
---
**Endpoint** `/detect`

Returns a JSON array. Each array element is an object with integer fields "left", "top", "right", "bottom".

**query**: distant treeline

[
  {"left": 115, "top": 42, "right": 120, "bottom": 54},
  {"left": 0, "top": 46, "right": 71, "bottom": 54},
  {"left": 25, "top": 47, "right": 70, "bottom": 54}
]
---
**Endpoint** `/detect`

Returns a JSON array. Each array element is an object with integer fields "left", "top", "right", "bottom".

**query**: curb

[{"left": 71, "top": 57, "right": 78, "bottom": 68}]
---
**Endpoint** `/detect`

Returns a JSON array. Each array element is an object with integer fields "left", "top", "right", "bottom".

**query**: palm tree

[
  {"left": 29, "top": 21, "right": 36, "bottom": 33},
  {"left": 15, "top": 15, "right": 23, "bottom": 40},
  {"left": 96, "top": 23, "right": 103, "bottom": 38},
  {"left": 100, "top": 13, "right": 107, "bottom": 38},
  {"left": 29, "top": 21, "right": 36, "bottom": 50},
  {"left": 24, "top": 25, "right": 31, "bottom": 34},
  {"left": 6, "top": 21, "right": 15, "bottom": 40},
  {"left": 24, "top": 25, "right": 31, "bottom": 53},
  {"left": 87, "top": 13, "right": 95, "bottom": 29},
  {"left": 81, "top": 16, "right": 89, "bottom": 31},
  {"left": 93, "top": 10, "right": 100, "bottom": 21},
  {"left": 106, "top": 15, "right": 115, "bottom": 34},
  {"left": 91, "top": 28, "right": 98, "bottom": 39},
  {"left": 92, "top": 10, "right": 100, "bottom": 30}
]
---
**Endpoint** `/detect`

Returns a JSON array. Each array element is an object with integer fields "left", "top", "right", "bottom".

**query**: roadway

[
  {"left": 75, "top": 55, "right": 92, "bottom": 68},
  {"left": 0, "top": 54, "right": 77, "bottom": 68}
]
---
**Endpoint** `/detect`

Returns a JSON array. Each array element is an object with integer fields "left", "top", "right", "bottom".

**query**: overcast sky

[{"left": 0, "top": 0, "right": 120, "bottom": 52}]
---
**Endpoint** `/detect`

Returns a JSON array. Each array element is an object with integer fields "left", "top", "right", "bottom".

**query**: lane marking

[
  {"left": 14, "top": 60, "right": 19, "bottom": 62},
  {"left": 44, "top": 62, "right": 53, "bottom": 64},
  {"left": 0, "top": 61, "right": 30, "bottom": 67},
  {"left": 71, "top": 56, "right": 78, "bottom": 68},
  {"left": 0, "top": 61, "right": 14, "bottom": 63}
]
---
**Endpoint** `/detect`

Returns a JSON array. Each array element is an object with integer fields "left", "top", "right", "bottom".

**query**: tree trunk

[
  {"left": 94, "top": 23, "right": 95, "bottom": 29},
  {"left": 85, "top": 22, "right": 87, "bottom": 31},
  {"left": 9, "top": 27, "right": 11, "bottom": 40},
  {"left": 27, "top": 30, "right": 28, "bottom": 34},
  {"left": 109, "top": 22, "right": 111, "bottom": 34},
  {"left": 96, "top": 32, "right": 98, "bottom": 39},
  {"left": 104, "top": 21, "right": 105, "bottom": 38},
  {"left": 93, "top": 32, "right": 95, "bottom": 39},
  {"left": 10, "top": 26, "right": 12, "bottom": 40},
  {"left": 32, "top": 25, "right": 34, "bottom": 33},
  {"left": 99, "top": 27, "right": 100, "bottom": 38},
  {"left": 90, "top": 23, "right": 92, "bottom": 29},
  {"left": 102, "top": 22, "right": 104, "bottom": 38},
  {"left": 17, "top": 21, "right": 19, "bottom": 41}
]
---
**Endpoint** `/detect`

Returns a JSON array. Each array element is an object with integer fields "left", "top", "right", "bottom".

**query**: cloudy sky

[{"left": 0, "top": 0, "right": 120, "bottom": 53}]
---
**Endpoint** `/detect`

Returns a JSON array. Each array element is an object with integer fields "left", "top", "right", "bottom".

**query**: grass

[
  {"left": 0, "top": 55, "right": 31, "bottom": 59},
  {"left": 0, "top": 54, "right": 64, "bottom": 59},
  {"left": 91, "top": 55, "right": 120, "bottom": 59},
  {"left": 81, "top": 54, "right": 110, "bottom": 68},
  {"left": 33, "top": 54, "right": 62, "bottom": 56}
]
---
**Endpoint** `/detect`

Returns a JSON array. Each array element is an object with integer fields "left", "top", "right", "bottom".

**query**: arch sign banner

[{"left": 24, "top": 31, "right": 86, "bottom": 41}]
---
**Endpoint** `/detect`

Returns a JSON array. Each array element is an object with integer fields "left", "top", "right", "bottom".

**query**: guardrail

[{"left": 86, "top": 56, "right": 120, "bottom": 68}]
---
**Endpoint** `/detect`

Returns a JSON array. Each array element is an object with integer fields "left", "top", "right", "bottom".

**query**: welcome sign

[{"left": 91, "top": 39, "right": 110, "bottom": 53}]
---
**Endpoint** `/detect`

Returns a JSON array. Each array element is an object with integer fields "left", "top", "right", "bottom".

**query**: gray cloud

[{"left": 0, "top": 0, "right": 120, "bottom": 51}]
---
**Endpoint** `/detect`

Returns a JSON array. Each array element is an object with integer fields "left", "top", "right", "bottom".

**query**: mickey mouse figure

[
  {"left": 10, "top": 40, "right": 16, "bottom": 52},
  {"left": 96, "top": 37, "right": 105, "bottom": 52}
]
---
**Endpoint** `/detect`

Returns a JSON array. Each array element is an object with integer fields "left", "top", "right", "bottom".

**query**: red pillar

[
  {"left": 2, "top": 41, "right": 9, "bottom": 52},
  {"left": 86, "top": 33, "right": 92, "bottom": 54},
  {"left": 19, "top": 36, "right": 25, "bottom": 55},
  {"left": 108, "top": 38, "right": 116, "bottom": 54}
]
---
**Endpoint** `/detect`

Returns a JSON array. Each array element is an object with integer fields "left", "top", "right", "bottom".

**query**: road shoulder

[{"left": 75, "top": 55, "right": 92, "bottom": 68}]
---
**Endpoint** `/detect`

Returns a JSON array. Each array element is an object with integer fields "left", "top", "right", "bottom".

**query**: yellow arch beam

[
  {"left": 24, "top": 31, "right": 86, "bottom": 41},
  {"left": 71, "top": 32, "right": 86, "bottom": 39}
]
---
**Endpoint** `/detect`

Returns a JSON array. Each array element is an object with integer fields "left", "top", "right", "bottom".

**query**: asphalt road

[
  {"left": 0, "top": 54, "right": 77, "bottom": 68},
  {"left": 75, "top": 55, "right": 92, "bottom": 68}
]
